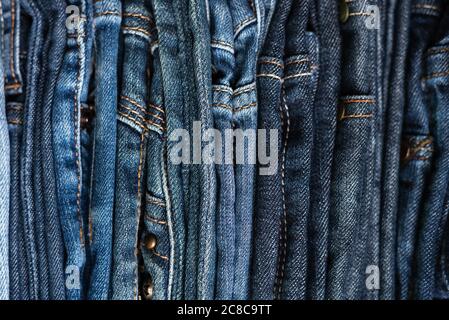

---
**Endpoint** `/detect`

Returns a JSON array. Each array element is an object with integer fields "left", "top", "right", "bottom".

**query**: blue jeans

[
  {"left": 52, "top": 0, "right": 94, "bottom": 300},
  {"left": 415, "top": 5, "right": 449, "bottom": 299},
  {"left": 87, "top": 0, "right": 121, "bottom": 300},
  {"left": 396, "top": 0, "right": 443, "bottom": 300},
  {"left": 111, "top": 0, "right": 154, "bottom": 300}
]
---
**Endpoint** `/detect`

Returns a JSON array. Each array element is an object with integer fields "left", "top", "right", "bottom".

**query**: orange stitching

[
  {"left": 341, "top": 99, "right": 375, "bottom": 104},
  {"left": 259, "top": 60, "right": 284, "bottom": 68},
  {"left": 4, "top": 83, "right": 21, "bottom": 89},
  {"left": 122, "top": 26, "right": 151, "bottom": 38},
  {"left": 423, "top": 70, "right": 449, "bottom": 81},
  {"left": 212, "top": 103, "right": 233, "bottom": 111},
  {"left": 426, "top": 47, "right": 449, "bottom": 57},
  {"left": 119, "top": 103, "right": 164, "bottom": 124},
  {"left": 123, "top": 13, "right": 154, "bottom": 24},
  {"left": 339, "top": 107, "right": 373, "bottom": 120},
  {"left": 118, "top": 111, "right": 147, "bottom": 131},
  {"left": 7, "top": 120, "right": 23, "bottom": 125},
  {"left": 236, "top": 102, "right": 257, "bottom": 112},
  {"left": 121, "top": 95, "right": 165, "bottom": 114},
  {"left": 402, "top": 138, "right": 433, "bottom": 163},
  {"left": 118, "top": 111, "right": 165, "bottom": 132},
  {"left": 285, "top": 58, "right": 310, "bottom": 66},
  {"left": 152, "top": 250, "right": 169, "bottom": 261},
  {"left": 145, "top": 215, "right": 167, "bottom": 225}
]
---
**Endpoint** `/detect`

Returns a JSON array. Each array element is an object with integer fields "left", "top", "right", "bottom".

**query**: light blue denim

[
  {"left": 88, "top": 0, "right": 121, "bottom": 300},
  {"left": 0, "top": 26, "right": 10, "bottom": 301}
]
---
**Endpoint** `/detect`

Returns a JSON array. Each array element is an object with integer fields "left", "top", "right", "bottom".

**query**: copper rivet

[{"left": 144, "top": 233, "right": 157, "bottom": 250}]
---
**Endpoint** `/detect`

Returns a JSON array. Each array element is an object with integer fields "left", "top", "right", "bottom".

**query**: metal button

[
  {"left": 142, "top": 278, "right": 154, "bottom": 300},
  {"left": 144, "top": 233, "right": 157, "bottom": 251},
  {"left": 339, "top": 0, "right": 349, "bottom": 23}
]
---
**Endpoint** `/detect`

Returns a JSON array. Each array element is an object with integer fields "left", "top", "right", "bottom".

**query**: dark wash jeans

[
  {"left": 415, "top": 3, "right": 449, "bottom": 299},
  {"left": 328, "top": 0, "right": 380, "bottom": 300},
  {"left": 252, "top": 0, "right": 329, "bottom": 300},
  {"left": 396, "top": 0, "right": 444, "bottom": 300}
]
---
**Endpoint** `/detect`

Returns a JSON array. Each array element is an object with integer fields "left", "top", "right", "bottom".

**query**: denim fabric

[
  {"left": 52, "top": 0, "right": 93, "bottom": 300},
  {"left": 155, "top": 0, "right": 217, "bottom": 301},
  {"left": 164, "top": 0, "right": 216, "bottom": 300},
  {"left": 111, "top": 0, "right": 154, "bottom": 300},
  {"left": 32, "top": 0, "right": 67, "bottom": 300},
  {"left": 0, "top": 5, "right": 10, "bottom": 299},
  {"left": 415, "top": 6, "right": 449, "bottom": 299},
  {"left": 306, "top": 0, "right": 341, "bottom": 300},
  {"left": 328, "top": 0, "right": 380, "bottom": 300},
  {"left": 19, "top": 0, "right": 45, "bottom": 299},
  {"left": 209, "top": 0, "right": 235, "bottom": 300},
  {"left": 230, "top": 0, "right": 259, "bottom": 300},
  {"left": 136, "top": 5, "right": 172, "bottom": 301},
  {"left": 281, "top": 1, "right": 319, "bottom": 300},
  {"left": 151, "top": 0, "right": 186, "bottom": 300},
  {"left": 396, "top": 0, "right": 443, "bottom": 300},
  {"left": 2, "top": 0, "right": 22, "bottom": 96},
  {"left": 379, "top": 0, "right": 412, "bottom": 300},
  {"left": 87, "top": 0, "right": 121, "bottom": 300},
  {"left": 5, "top": 0, "right": 28, "bottom": 300},
  {"left": 251, "top": 0, "right": 292, "bottom": 300}
]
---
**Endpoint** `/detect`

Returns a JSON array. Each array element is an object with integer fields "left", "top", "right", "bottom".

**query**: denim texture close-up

[{"left": 1, "top": 0, "right": 449, "bottom": 301}]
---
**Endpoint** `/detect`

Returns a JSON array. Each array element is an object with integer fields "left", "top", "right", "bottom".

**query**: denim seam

[
  {"left": 423, "top": 70, "right": 449, "bottom": 81},
  {"left": 233, "top": 83, "right": 256, "bottom": 96},
  {"left": 211, "top": 39, "right": 233, "bottom": 51},
  {"left": 412, "top": 4, "right": 441, "bottom": 12},
  {"left": 146, "top": 194, "right": 166, "bottom": 207},
  {"left": 122, "top": 13, "right": 155, "bottom": 25},
  {"left": 152, "top": 250, "right": 169, "bottom": 261},
  {"left": 134, "top": 132, "right": 146, "bottom": 300},
  {"left": 425, "top": 47, "right": 449, "bottom": 57},
  {"left": 162, "top": 145, "right": 174, "bottom": 299},
  {"left": 234, "top": 16, "right": 257, "bottom": 38},
  {"left": 259, "top": 60, "right": 284, "bottom": 68},
  {"left": 275, "top": 87, "right": 290, "bottom": 299},
  {"left": 0, "top": 0, "right": 4, "bottom": 62},
  {"left": 119, "top": 103, "right": 164, "bottom": 124},
  {"left": 122, "top": 26, "right": 151, "bottom": 38},
  {"left": 9, "top": 0, "right": 17, "bottom": 85},
  {"left": 145, "top": 215, "right": 167, "bottom": 225},
  {"left": 285, "top": 58, "right": 310, "bottom": 66},
  {"left": 117, "top": 111, "right": 146, "bottom": 131},
  {"left": 94, "top": 11, "right": 120, "bottom": 18},
  {"left": 256, "top": 73, "right": 282, "bottom": 81},
  {"left": 121, "top": 95, "right": 165, "bottom": 115},
  {"left": 7, "top": 119, "right": 22, "bottom": 125}
]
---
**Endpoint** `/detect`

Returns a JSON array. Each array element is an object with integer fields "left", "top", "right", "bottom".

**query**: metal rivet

[
  {"left": 142, "top": 279, "right": 154, "bottom": 300},
  {"left": 144, "top": 233, "right": 157, "bottom": 251},
  {"left": 340, "top": 0, "right": 349, "bottom": 23}
]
